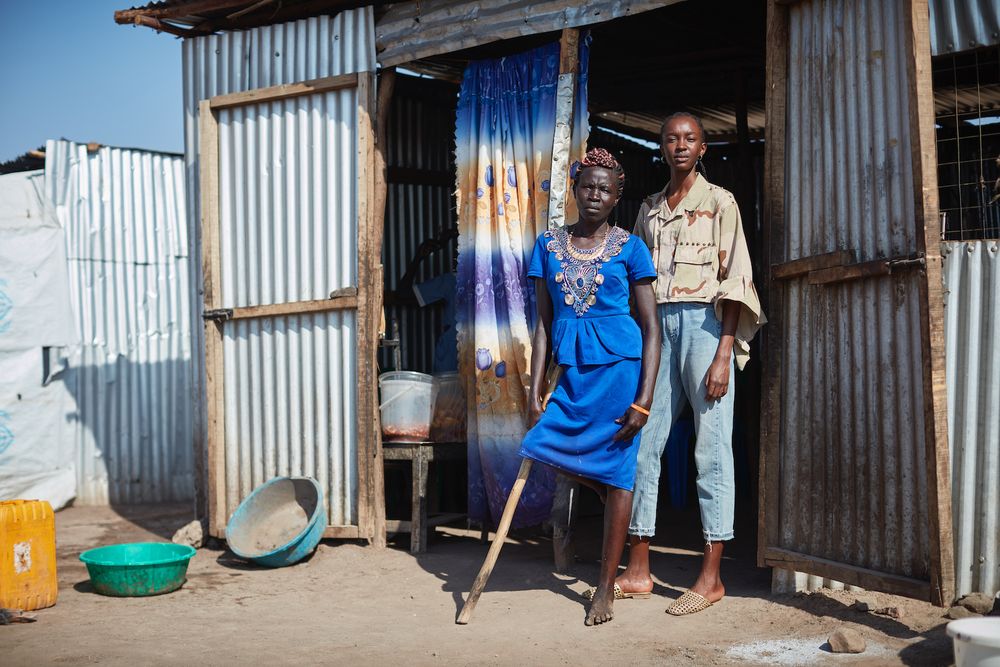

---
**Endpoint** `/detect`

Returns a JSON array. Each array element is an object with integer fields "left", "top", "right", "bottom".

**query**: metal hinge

[{"left": 202, "top": 308, "right": 233, "bottom": 322}]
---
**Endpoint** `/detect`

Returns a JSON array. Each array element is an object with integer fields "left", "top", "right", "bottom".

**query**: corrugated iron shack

[{"left": 114, "top": 0, "right": 1000, "bottom": 603}]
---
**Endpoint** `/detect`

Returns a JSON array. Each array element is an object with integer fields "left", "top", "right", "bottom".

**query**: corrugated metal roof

[
  {"left": 45, "top": 139, "right": 194, "bottom": 505},
  {"left": 943, "top": 240, "right": 1000, "bottom": 596},
  {"left": 114, "top": 0, "right": 386, "bottom": 36},
  {"left": 930, "top": 0, "right": 1000, "bottom": 56}
]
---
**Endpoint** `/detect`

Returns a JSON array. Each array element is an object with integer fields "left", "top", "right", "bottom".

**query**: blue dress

[{"left": 519, "top": 226, "right": 657, "bottom": 490}]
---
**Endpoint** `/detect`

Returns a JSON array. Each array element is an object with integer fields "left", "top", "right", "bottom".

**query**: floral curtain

[{"left": 455, "top": 38, "right": 590, "bottom": 528}]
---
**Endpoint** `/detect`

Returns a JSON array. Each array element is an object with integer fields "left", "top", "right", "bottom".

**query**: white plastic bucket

[
  {"left": 948, "top": 617, "right": 1000, "bottom": 667},
  {"left": 378, "top": 371, "right": 435, "bottom": 443}
]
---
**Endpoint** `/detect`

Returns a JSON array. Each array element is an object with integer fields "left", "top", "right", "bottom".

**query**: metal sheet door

[
  {"left": 760, "top": 0, "right": 953, "bottom": 604},
  {"left": 199, "top": 73, "right": 381, "bottom": 542}
]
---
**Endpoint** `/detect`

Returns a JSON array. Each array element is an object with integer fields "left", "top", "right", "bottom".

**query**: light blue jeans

[{"left": 629, "top": 303, "right": 736, "bottom": 542}]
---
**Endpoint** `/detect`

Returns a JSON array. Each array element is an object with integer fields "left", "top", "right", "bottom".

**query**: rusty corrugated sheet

[
  {"left": 45, "top": 140, "right": 194, "bottom": 505},
  {"left": 182, "top": 9, "right": 376, "bottom": 525},
  {"left": 929, "top": 0, "right": 1000, "bottom": 56},
  {"left": 375, "top": 0, "right": 677, "bottom": 67},
  {"left": 943, "top": 240, "right": 1000, "bottom": 596},
  {"left": 777, "top": 0, "right": 931, "bottom": 581}
]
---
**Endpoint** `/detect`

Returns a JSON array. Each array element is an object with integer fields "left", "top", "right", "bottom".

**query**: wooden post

[
  {"left": 546, "top": 28, "right": 580, "bottom": 229},
  {"left": 757, "top": 0, "right": 789, "bottom": 568},
  {"left": 457, "top": 458, "right": 533, "bottom": 624},
  {"left": 198, "top": 99, "right": 227, "bottom": 538},
  {"left": 904, "top": 0, "right": 954, "bottom": 607}
]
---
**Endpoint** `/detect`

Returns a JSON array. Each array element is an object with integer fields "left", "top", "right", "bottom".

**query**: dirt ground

[{"left": 5, "top": 504, "right": 956, "bottom": 666}]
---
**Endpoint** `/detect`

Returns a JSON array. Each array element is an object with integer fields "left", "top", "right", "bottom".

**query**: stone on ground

[
  {"left": 957, "top": 593, "right": 996, "bottom": 615},
  {"left": 171, "top": 519, "right": 205, "bottom": 548},
  {"left": 947, "top": 605, "right": 978, "bottom": 620},
  {"left": 828, "top": 627, "right": 866, "bottom": 654}
]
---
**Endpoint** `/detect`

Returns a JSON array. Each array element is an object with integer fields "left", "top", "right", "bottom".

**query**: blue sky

[{"left": 0, "top": 1, "right": 183, "bottom": 163}]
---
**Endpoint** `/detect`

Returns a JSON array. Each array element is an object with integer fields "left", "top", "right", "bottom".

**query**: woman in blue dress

[{"left": 520, "top": 148, "right": 660, "bottom": 626}]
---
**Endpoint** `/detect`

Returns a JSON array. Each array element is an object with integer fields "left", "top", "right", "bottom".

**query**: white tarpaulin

[
  {"left": 0, "top": 170, "right": 77, "bottom": 507},
  {"left": 0, "top": 348, "right": 76, "bottom": 509}
]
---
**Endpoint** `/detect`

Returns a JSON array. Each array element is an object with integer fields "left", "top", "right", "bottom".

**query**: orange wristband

[{"left": 629, "top": 403, "right": 650, "bottom": 416}]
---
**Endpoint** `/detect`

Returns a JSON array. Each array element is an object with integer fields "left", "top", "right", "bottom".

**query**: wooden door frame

[
  {"left": 198, "top": 71, "right": 385, "bottom": 545},
  {"left": 757, "top": 0, "right": 954, "bottom": 605}
]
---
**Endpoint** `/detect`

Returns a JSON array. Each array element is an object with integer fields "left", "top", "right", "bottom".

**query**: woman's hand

[
  {"left": 613, "top": 407, "right": 648, "bottom": 441},
  {"left": 527, "top": 396, "right": 544, "bottom": 429},
  {"left": 705, "top": 353, "right": 731, "bottom": 401}
]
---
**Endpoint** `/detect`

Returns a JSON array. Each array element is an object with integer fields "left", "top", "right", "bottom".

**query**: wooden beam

[
  {"left": 546, "top": 28, "right": 580, "bottom": 229},
  {"left": 209, "top": 73, "right": 360, "bottom": 111},
  {"left": 905, "top": 0, "right": 954, "bottom": 607},
  {"left": 765, "top": 548, "right": 932, "bottom": 600},
  {"left": 323, "top": 525, "right": 361, "bottom": 539},
  {"left": 374, "top": 68, "right": 397, "bottom": 268},
  {"left": 131, "top": 15, "right": 193, "bottom": 37},
  {"left": 758, "top": 0, "right": 789, "bottom": 569},
  {"left": 198, "top": 100, "right": 227, "bottom": 538},
  {"left": 559, "top": 27, "right": 579, "bottom": 75},
  {"left": 771, "top": 250, "right": 855, "bottom": 280},
  {"left": 807, "top": 259, "right": 890, "bottom": 285},
  {"left": 223, "top": 292, "right": 359, "bottom": 321},
  {"left": 114, "top": 0, "right": 252, "bottom": 23}
]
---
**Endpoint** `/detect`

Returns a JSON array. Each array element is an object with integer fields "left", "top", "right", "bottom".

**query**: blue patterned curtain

[{"left": 455, "top": 38, "right": 590, "bottom": 528}]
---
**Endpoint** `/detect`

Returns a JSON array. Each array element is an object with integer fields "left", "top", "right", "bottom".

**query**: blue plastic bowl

[{"left": 225, "top": 477, "right": 326, "bottom": 568}]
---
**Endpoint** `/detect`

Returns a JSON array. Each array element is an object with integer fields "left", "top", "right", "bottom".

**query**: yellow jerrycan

[{"left": 0, "top": 500, "right": 58, "bottom": 610}]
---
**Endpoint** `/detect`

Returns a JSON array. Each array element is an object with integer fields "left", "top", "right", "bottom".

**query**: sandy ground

[{"left": 5, "top": 504, "right": 956, "bottom": 666}]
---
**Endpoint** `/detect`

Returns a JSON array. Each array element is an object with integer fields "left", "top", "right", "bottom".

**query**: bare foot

[
  {"left": 689, "top": 576, "right": 725, "bottom": 604},
  {"left": 613, "top": 570, "right": 654, "bottom": 596},
  {"left": 585, "top": 586, "right": 615, "bottom": 626}
]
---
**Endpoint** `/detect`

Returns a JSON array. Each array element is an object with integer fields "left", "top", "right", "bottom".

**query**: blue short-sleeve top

[{"left": 527, "top": 226, "right": 656, "bottom": 367}]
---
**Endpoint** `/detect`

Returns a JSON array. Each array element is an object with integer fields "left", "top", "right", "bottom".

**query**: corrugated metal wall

[
  {"left": 182, "top": 8, "right": 376, "bottom": 525},
  {"left": 777, "top": 0, "right": 931, "bottom": 580},
  {"left": 943, "top": 240, "right": 1000, "bottom": 596},
  {"left": 380, "top": 75, "right": 458, "bottom": 375},
  {"left": 45, "top": 140, "right": 194, "bottom": 505},
  {"left": 929, "top": 0, "right": 1000, "bottom": 56}
]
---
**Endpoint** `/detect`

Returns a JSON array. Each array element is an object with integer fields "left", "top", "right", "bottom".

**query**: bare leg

[
  {"left": 558, "top": 471, "right": 607, "bottom": 504},
  {"left": 689, "top": 541, "right": 726, "bottom": 602},
  {"left": 585, "top": 487, "right": 632, "bottom": 626},
  {"left": 613, "top": 535, "right": 654, "bottom": 594}
]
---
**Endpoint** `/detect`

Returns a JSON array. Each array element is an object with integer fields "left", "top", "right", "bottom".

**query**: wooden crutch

[{"left": 457, "top": 366, "right": 563, "bottom": 625}]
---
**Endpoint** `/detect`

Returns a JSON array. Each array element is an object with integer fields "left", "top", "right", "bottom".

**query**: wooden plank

[
  {"left": 323, "top": 525, "right": 361, "bottom": 539},
  {"left": 904, "top": 0, "right": 954, "bottom": 607},
  {"left": 559, "top": 27, "right": 579, "bottom": 75},
  {"left": 114, "top": 0, "right": 250, "bottom": 23},
  {"left": 199, "top": 101, "right": 228, "bottom": 538},
  {"left": 386, "top": 514, "right": 465, "bottom": 533},
  {"left": 771, "top": 250, "right": 855, "bottom": 280},
  {"left": 367, "top": 74, "right": 387, "bottom": 549},
  {"left": 758, "top": 0, "right": 789, "bottom": 569},
  {"left": 355, "top": 70, "right": 388, "bottom": 547},
  {"left": 209, "top": 73, "right": 360, "bottom": 111},
  {"left": 807, "top": 258, "right": 891, "bottom": 285},
  {"left": 765, "top": 548, "right": 932, "bottom": 600},
  {"left": 228, "top": 292, "right": 358, "bottom": 320}
]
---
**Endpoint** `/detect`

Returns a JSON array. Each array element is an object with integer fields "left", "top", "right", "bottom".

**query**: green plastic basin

[{"left": 79, "top": 542, "right": 196, "bottom": 597}]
